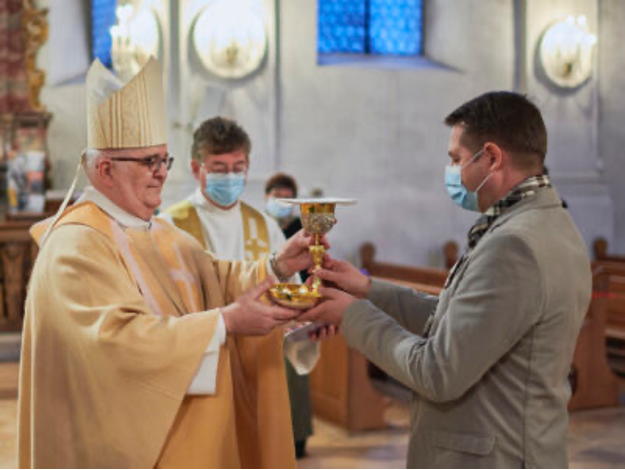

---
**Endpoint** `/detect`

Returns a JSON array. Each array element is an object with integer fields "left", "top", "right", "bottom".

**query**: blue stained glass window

[
  {"left": 91, "top": 0, "right": 117, "bottom": 68},
  {"left": 370, "top": 0, "right": 422, "bottom": 55},
  {"left": 318, "top": 1, "right": 366, "bottom": 53},
  {"left": 318, "top": 0, "right": 423, "bottom": 56}
]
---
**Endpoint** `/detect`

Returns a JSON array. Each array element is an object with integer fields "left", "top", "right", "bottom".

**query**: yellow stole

[{"left": 166, "top": 199, "right": 271, "bottom": 261}]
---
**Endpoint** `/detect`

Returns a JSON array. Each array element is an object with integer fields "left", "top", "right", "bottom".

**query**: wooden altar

[{"left": 0, "top": 220, "right": 38, "bottom": 332}]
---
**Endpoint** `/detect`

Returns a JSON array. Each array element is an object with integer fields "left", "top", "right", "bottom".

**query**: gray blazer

[{"left": 342, "top": 187, "right": 592, "bottom": 468}]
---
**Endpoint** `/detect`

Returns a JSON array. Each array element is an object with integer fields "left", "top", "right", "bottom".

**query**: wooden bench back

[
  {"left": 593, "top": 237, "right": 625, "bottom": 264},
  {"left": 360, "top": 242, "right": 449, "bottom": 292},
  {"left": 609, "top": 278, "right": 625, "bottom": 318}
]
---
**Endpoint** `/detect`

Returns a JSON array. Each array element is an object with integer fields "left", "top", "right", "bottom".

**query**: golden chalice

[{"left": 269, "top": 198, "right": 356, "bottom": 309}]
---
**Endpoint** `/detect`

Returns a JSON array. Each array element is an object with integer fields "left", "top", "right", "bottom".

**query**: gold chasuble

[{"left": 19, "top": 202, "right": 295, "bottom": 468}]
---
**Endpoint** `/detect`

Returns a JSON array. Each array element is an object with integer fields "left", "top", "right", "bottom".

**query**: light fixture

[
  {"left": 191, "top": 0, "right": 268, "bottom": 81},
  {"left": 110, "top": 2, "right": 161, "bottom": 82},
  {"left": 539, "top": 15, "right": 597, "bottom": 88}
]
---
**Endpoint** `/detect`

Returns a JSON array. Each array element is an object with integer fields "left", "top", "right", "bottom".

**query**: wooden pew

[
  {"left": 605, "top": 275, "right": 625, "bottom": 375},
  {"left": 593, "top": 237, "right": 625, "bottom": 264},
  {"left": 309, "top": 242, "right": 451, "bottom": 431},
  {"left": 360, "top": 242, "right": 448, "bottom": 295},
  {"left": 569, "top": 266, "right": 619, "bottom": 409},
  {"left": 594, "top": 261, "right": 625, "bottom": 375},
  {"left": 590, "top": 260, "right": 625, "bottom": 375}
]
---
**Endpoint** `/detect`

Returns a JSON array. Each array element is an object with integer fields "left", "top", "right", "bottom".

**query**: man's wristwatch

[{"left": 270, "top": 252, "right": 290, "bottom": 282}]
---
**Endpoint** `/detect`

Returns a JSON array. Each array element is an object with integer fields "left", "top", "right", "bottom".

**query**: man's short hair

[
  {"left": 265, "top": 173, "right": 298, "bottom": 197},
  {"left": 191, "top": 117, "right": 252, "bottom": 161},
  {"left": 444, "top": 91, "right": 547, "bottom": 171}
]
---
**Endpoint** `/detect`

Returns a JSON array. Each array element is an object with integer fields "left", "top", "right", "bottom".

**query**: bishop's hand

[
  {"left": 222, "top": 277, "right": 299, "bottom": 336},
  {"left": 273, "top": 229, "right": 330, "bottom": 279}
]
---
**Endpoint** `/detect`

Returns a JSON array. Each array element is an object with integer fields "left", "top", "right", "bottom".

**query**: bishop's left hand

[
  {"left": 274, "top": 229, "right": 330, "bottom": 278},
  {"left": 299, "top": 286, "right": 356, "bottom": 326}
]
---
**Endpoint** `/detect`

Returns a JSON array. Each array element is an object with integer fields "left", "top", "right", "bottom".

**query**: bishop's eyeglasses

[{"left": 110, "top": 153, "right": 174, "bottom": 172}]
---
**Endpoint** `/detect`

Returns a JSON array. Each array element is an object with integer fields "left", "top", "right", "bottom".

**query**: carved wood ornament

[{"left": 22, "top": 0, "right": 48, "bottom": 111}]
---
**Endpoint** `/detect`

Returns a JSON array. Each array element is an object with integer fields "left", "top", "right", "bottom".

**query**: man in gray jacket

[{"left": 302, "top": 91, "right": 592, "bottom": 468}]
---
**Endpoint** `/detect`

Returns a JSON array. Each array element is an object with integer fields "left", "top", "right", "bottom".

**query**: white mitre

[
  {"left": 41, "top": 58, "right": 167, "bottom": 245},
  {"left": 87, "top": 57, "right": 167, "bottom": 149}
]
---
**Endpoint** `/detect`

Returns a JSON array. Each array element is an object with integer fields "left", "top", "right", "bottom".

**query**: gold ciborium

[{"left": 269, "top": 198, "right": 356, "bottom": 309}]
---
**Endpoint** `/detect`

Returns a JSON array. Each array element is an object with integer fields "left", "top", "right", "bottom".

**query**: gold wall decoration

[{"left": 22, "top": 0, "right": 49, "bottom": 111}]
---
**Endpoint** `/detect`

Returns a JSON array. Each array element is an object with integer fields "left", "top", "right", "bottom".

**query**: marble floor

[
  {"left": 298, "top": 402, "right": 625, "bottom": 469},
  {"left": 1, "top": 362, "right": 624, "bottom": 469}
]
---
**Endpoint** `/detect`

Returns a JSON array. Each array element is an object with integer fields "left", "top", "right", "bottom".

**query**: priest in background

[
  {"left": 162, "top": 117, "right": 288, "bottom": 268},
  {"left": 162, "top": 118, "right": 319, "bottom": 459},
  {"left": 18, "top": 58, "right": 316, "bottom": 469}
]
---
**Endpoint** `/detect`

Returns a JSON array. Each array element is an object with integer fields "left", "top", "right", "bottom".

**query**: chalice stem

[{"left": 309, "top": 241, "right": 325, "bottom": 295}]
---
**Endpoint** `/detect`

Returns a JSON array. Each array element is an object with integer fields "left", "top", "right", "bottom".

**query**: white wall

[
  {"left": 279, "top": 0, "right": 514, "bottom": 266},
  {"left": 38, "top": 0, "right": 171, "bottom": 190},
  {"left": 524, "top": 0, "right": 613, "bottom": 255},
  {"left": 278, "top": 0, "right": 615, "bottom": 265},
  {"left": 39, "top": 0, "right": 279, "bottom": 206},
  {"left": 161, "top": 0, "right": 280, "bottom": 206},
  {"left": 599, "top": 0, "right": 625, "bottom": 254},
  {"left": 38, "top": 0, "right": 89, "bottom": 190},
  {"left": 38, "top": 0, "right": 622, "bottom": 264}
]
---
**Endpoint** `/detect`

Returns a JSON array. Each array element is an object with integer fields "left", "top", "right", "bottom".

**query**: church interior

[{"left": 1, "top": 0, "right": 625, "bottom": 468}]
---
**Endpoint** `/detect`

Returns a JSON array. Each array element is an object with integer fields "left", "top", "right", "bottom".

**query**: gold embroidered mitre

[{"left": 86, "top": 57, "right": 167, "bottom": 149}]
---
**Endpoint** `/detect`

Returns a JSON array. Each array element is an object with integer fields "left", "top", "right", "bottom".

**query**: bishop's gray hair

[
  {"left": 83, "top": 148, "right": 101, "bottom": 167},
  {"left": 83, "top": 148, "right": 116, "bottom": 173}
]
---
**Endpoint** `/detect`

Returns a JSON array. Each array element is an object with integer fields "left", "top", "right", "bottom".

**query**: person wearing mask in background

[
  {"left": 265, "top": 173, "right": 305, "bottom": 243},
  {"left": 265, "top": 172, "right": 314, "bottom": 458}
]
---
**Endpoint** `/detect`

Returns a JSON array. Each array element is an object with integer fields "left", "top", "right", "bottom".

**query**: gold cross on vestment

[{"left": 245, "top": 237, "right": 269, "bottom": 261}]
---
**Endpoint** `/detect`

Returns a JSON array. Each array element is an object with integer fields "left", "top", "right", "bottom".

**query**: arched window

[
  {"left": 318, "top": 0, "right": 423, "bottom": 56},
  {"left": 91, "top": 0, "right": 117, "bottom": 68}
]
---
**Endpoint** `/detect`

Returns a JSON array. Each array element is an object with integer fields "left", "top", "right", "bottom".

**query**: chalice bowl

[{"left": 269, "top": 198, "right": 357, "bottom": 309}]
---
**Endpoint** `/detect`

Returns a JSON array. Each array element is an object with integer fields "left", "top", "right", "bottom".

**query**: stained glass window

[
  {"left": 318, "top": 1, "right": 366, "bottom": 53},
  {"left": 91, "top": 0, "right": 117, "bottom": 68},
  {"left": 318, "top": 0, "right": 423, "bottom": 56}
]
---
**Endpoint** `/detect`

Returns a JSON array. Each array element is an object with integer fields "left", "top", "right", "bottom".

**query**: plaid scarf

[
  {"left": 444, "top": 174, "right": 552, "bottom": 289},
  {"left": 467, "top": 174, "right": 552, "bottom": 249}
]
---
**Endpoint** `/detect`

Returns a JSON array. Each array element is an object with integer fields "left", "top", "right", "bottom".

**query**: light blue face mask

[
  {"left": 266, "top": 197, "right": 293, "bottom": 220},
  {"left": 204, "top": 172, "right": 246, "bottom": 207},
  {"left": 444, "top": 148, "right": 492, "bottom": 212}
]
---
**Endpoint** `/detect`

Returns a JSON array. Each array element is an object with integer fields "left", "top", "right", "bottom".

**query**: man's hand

[
  {"left": 274, "top": 229, "right": 330, "bottom": 278},
  {"left": 308, "top": 324, "right": 340, "bottom": 342},
  {"left": 299, "top": 286, "right": 356, "bottom": 325},
  {"left": 314, "top": 255, "right": 371, "bottom": 298},
  {"left": 222, "top": 277, "right": 299, "bottom": 335}
]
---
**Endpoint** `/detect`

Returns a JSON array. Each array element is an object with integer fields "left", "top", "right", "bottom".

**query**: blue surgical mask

[
  {"left": 266, "top": 197, "right": 293, "bottom": 220},
  {"left": 204, "top": 172, "right": 246, "bottom": 207},
  {"left": 444, "top": 148, "right": 492, "bottom": 212}
]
